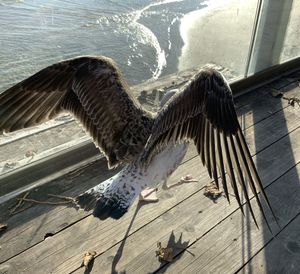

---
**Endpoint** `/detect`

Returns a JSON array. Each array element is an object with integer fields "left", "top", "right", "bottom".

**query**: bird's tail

[{"left": 75, "top": 168, "right": 141, "bottom": 220}]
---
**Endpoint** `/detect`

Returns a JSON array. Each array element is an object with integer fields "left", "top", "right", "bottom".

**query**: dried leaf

[
  {"left": 156, "top": 242, "right": 173, "bottom": 262},
  {"left": 283, "top": 96, "right": 300, "bottom": 107},
  {"left": 81, "top": 251, "right": 97, "bottom": 269},
  {"left": 0, "top": 223, "right": 8, "bottom": 233},
  {"left": 203, "top": 183, "right": 223, "bottom": 202}
]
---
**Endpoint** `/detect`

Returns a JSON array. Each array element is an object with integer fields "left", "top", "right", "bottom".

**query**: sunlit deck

[{"left": 0, "top": 69, "right": 300, "bottom": 274}]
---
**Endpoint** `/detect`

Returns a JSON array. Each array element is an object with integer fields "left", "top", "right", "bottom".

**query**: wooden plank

[
  {"left": 2, "top": 124, "right": 300, "bottom": 274},
  {"left": 238, "top": 212, "right": 300, "bottom": 274},
  {"left": 0, "top": 156, "right": 119, "bottom": 263},
  {"left": 236, "top": 81, "right": 300, "bottom": 130},
  {"left": 0, "top": 81, "right": 298, "bottom": 264},
  {"left": 159, "top": 163, "right": 300, "bottom": 274},
  {"left": 0, "top": 91, "right": 299, "bottom": 264},
  {"left": 0, "top": 147, "right": 206, "bottom": 260},
  {"left": 70, "top": 130, "right": 300, "bottom": 274}
]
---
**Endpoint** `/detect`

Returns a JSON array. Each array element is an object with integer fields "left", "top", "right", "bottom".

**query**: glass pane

[
  {"left": 280, "top": 0, "right": 300, "bottom": 63},
  {"left": 178, "top": 0, "right": 259, "bottom": 81},
  {"left": 247, "top": 0, "right": 300, "bottom": 74},
  {"left": 0, "top": 0, "right": 260, "bottom": 176},
  {"left": 0, "top": 1, "right": 208, "bottom": 175}
]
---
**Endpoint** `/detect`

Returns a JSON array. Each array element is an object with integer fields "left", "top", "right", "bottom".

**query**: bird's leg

[
  {"left": 139, "top": 187, "right": 159, "bottom": 202},
  {"left": 139, "top": 175, "right": 198, "bottom": 202},
  {"left": 164, "top": 174, "right": 198, "bottom": 190}
]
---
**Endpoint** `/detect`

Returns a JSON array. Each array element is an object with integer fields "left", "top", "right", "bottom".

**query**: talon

[
  {"left": 139, "top": 188, "right": 158, "bottom": 202},
  {"left": 180, "top": 174, "right": 198, "bottom": 183}
]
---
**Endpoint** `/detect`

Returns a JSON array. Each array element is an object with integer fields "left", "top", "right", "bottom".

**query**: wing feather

[
  {"left": 222, "top": 132, "right": 244, "bottom": 215},
  {"left": 216, "top": 129, "right": 229, "bottom": 202},
  {"left": 143, "top": 68, "right": 276, "bottom": 229},
  {"left": 0, "top": 56, "right": 153, "bottom": 168},
  {"left": 210, "top": 125, "right": 218, "bottom": 188}
]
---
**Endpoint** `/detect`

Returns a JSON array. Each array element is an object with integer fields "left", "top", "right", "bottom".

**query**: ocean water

[{"left": 0, "top": 0, "right": 206, "bottom": 91}]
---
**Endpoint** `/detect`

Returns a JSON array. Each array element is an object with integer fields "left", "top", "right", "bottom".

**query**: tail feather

[
  {"left": 93, "top": 196, "right": 130, "bottom": 220},
  {"left": 76, "top": 190, "right": 135, "bottom": 220},
  {"left": 75, "top": 170, "right": 141, "bottom": 220},
  {"left": 75, "top": 191, "right": 99, "bottom": 212}
]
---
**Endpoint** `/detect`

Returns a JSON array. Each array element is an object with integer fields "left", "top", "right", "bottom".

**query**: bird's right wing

[
  {"left": 0, "top": 56, "right": 150, "bottom": 168},
  {"left": 143, "top": 68, "right": 277, "bottom": 230}
]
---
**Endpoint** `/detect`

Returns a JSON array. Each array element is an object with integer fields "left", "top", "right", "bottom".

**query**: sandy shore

[
  {"left": 178, "top": 0, "right": 258, "bottom": 78},
  {"left": 178, "top": 0, "right": 300, "bottom": 77},
  {"left": 280, "top": 0, "right": 300, "bottom": 62}
]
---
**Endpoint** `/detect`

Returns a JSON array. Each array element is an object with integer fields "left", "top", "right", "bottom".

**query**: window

[{"left": 0, "top": 0, "right": 300, "bottom": 185}]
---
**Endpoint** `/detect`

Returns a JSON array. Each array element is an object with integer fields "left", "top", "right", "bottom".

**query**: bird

[{"left": 0, "top": 55, "right": 276, "bottom": 229}]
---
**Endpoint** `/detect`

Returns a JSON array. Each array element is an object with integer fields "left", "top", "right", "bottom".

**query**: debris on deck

[
  {"left": 156, "top": 242, "right": 174, "bottom": 263},
  {"left": 0, "top": 223, "right": 7, "bottom": 234},
  {"left": 8, "top": 192, "right": 75, "bottom": 216},
  {"left": 81, "top": 251, "right": 97, "bottom": 269},
  {"left": 203, "top": 183, "right": 223, "bottom": 203},
  {"left": 270, "top": 89, "right": 300, "bottom": 107}
]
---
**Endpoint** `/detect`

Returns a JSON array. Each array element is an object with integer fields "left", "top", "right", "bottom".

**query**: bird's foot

[
  {"left": 179, "top": 174, "right": 198, "bottom": 184},
  {"left": 139, "top": 188, "right": 159, "bottom": 202}
]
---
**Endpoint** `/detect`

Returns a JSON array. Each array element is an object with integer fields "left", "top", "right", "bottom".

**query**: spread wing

[
  {"left": 0, "top": 56, "right": 152, "bottom": 168},
  {"left": 143, "top": 68, "right": 277, "bottom": 230}
]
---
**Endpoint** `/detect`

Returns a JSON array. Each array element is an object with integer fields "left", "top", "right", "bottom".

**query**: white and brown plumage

[{"left": 0, "top": 56, "right": 276, "bottom": 228}]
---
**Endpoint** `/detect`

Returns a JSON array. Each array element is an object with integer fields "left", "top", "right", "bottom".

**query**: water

[{"left": 0, "top": 0, "right": 206, "bottom": 91}]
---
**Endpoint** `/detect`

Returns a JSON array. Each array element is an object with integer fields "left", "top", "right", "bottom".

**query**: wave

[
  {"left": 94, "top": 0, "right": 186, "bottom": 80},
  {"left": 131, "top": 0, "right": 185, "bottom": 79}
]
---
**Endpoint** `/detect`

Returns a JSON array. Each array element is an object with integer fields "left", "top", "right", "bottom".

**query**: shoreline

[{"left": 178, "top": 0, "right": 257, "bottom": 78}]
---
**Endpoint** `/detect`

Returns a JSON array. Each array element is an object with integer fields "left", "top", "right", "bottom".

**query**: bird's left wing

[{"left": 143, "top": 68, "right": 276, "bottom": 230}]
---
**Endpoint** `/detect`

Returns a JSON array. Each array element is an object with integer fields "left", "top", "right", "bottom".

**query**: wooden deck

[{"left": 0, "top": 70, "right": 300, "bottom": 274}]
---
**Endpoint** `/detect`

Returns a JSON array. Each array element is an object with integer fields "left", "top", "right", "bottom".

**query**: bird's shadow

[
  {"left": 110, "top": 202, "right": 190, "bottom": 274},
  {"left": 111, "top": 201, "right": 147, "bottom": 274}
]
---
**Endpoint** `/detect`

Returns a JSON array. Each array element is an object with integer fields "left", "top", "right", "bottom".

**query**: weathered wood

[
  {"left": 0, "top": 86, "right": 299, "bottom": 265},
  {"left": 0, "top": 155, "right": 120, "bottom": 262},
  {"left": 238, "top": 209, "right": 300, "bottom": 274},
  {"left": 158, "top": 163, "right": 300, "bottom": 274},
  {"left": 236, "top": 81, "right": 300, "bottom": 130},
  {"left": 2, "top": 123, "right": 299, "bottom": 274},
  {"left": 0, "top": 138, "right": 101, "bottom": 198},
  {"left": 69, "top": 128, "right": 300, "bottom": 274}
]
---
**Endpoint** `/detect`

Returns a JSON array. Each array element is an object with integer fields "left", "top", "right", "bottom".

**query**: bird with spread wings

[{"left": 0, "top": 56, "right": 276, "bottom": 229}]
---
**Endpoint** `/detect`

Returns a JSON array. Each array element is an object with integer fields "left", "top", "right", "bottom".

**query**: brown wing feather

[
  {"left": 0, "top": 56, "right": 153, "bottom": 168},
  {"left": 70, "top": 58, "right": 153, "bottom": 167},
  {"left": 143, "top": 68, "right": 277, "bottom": 230},
  {"left": 0, "top": 56, "right": 92, "bottom": 131}
]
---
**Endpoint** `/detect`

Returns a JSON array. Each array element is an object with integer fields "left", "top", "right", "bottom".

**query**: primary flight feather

[{"left": 0, "top": 56, "right": 276, "bottom": 228}]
